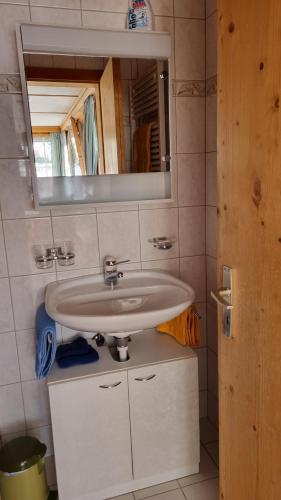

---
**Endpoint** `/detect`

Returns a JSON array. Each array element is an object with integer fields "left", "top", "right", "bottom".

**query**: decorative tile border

[
  {"left": 206, "top": 75, "right": 217, "bottom": 96},
  {"left": 174, "top": 80, "right": 206, "bottom": 97},
  {"left": 0, "top": 75, "right": 21, "bottom": 93}
]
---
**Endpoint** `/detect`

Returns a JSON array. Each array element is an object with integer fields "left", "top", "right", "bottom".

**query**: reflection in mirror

[{"left": 24, "top": 54, "right": 170, "bottom": 178}]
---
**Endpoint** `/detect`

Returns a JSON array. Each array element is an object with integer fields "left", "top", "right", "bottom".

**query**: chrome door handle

[
  {"left": 211, "top": 287, "right": 233, "bottom": 309},
  {"left": 134, "top": 374, "right": 156, "bottom": 382},
  {"left": 99, "top": 381, "right": 122, "bottom": 389}
]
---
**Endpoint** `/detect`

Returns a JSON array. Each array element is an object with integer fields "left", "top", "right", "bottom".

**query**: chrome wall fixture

[
  {"left": 34, "top": 245, "right": 75, "bottom": 269},
  {"left": 149, "top": 237, "right": 175, "bottom": 250}
]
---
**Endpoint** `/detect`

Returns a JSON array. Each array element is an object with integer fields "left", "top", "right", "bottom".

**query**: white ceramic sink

[{"left": 45, "top": 270, "right": 195, "bottom": 335}]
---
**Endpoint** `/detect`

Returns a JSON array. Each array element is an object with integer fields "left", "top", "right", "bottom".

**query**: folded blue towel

[
  {"left": 56, "top": 337, "right": 90, "bottom": 360},
  {"left": 36, "top": 304, "right": 57, "bottom": 379},
  {"left": 56, "top": 336, "right": 99, "bottom": 368}
]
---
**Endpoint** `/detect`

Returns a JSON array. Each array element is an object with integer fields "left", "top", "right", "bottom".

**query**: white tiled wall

[
  {"left": 205, "top": 0, "right": 218, "bottom": 428},
  {"left": 0, "top": 0, "right": 208, "bottom": 486}
]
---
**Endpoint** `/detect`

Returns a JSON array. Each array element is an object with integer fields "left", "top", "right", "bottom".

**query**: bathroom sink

[{"left": 45, "top": 270, "right": 195, "bottom": 335}]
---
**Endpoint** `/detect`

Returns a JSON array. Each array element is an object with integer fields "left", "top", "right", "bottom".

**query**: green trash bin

[{"left": 0, "top": 436, "right": 50, "bottom": 500}]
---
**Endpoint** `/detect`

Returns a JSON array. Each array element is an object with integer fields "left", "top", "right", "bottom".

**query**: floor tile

[
  {"left": 143, "top": 489, "right": 185, "bottom": 500},
  {"left": 178, "top": 447, "right": 218, "bottom": 488},
  {"left": 200, "top": 418, "right": 218, "bottom": 445},
  {"left": 182, "top": 478, "right": 219, "bottom": 500},
  {"left": 205, "top": 441, "right": 219, "bottom": 467},
  {"left": 134, "top": 480, "right": 179, "bottom": 500},
  {"left": 107, "top": 494, "right": 134, "bottom": 500}
]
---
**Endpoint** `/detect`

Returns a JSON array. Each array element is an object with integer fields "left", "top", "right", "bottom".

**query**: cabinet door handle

[
  {"left": 134, "top": 374, "right": 156, "bottom": 382},
  {"left": 99, "top": 381, "right": 122, "bottom": 389}
]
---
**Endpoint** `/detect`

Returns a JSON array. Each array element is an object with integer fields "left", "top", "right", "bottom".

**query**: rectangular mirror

[{"left": 18, "top": 25, "right": 173, "bottom": 207}]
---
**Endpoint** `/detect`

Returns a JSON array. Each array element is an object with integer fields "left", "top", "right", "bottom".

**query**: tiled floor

[{"left": 108, "top": 418, "right": 219, "bottom": 500}]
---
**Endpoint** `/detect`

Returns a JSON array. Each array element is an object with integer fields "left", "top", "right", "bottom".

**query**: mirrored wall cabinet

[{"left": 17, "top": 24, "right": 174, "bottom": 208}]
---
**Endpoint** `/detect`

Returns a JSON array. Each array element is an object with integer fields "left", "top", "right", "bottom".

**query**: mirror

[
  {"left": 18, "top": 25, "right": 173, "bottom": 206},
  {"left": 24, "top": 54, "right": 170, "bottom": 178}
]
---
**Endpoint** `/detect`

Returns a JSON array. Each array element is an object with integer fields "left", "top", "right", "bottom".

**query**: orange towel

[{"left": 156, "top": 305, "right": 200, "bottom": 347}]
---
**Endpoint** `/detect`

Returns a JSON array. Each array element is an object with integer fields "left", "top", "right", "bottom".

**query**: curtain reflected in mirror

[{"left": 24, "top": 54, "right": 170, "bottom": 177}]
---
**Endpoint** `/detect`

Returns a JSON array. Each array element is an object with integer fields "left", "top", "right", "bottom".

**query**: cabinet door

[
  {"left": 128, "top": 359, "right": 200, "bottom": 479},
  {"left": 49, "top": 371, "right": 132, "bottom": 500}
]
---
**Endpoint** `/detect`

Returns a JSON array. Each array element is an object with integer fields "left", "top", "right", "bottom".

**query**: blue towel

[
  {"left": 56, "top": 336, "right": 99, "bottom": 368},
  {"left": 36, "top": 304, "right": 57, "bottom": 379}
]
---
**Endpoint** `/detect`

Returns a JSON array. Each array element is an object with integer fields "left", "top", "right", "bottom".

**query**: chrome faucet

[{"left": 103, "top": 256, "right": 130, "bottom": 287}]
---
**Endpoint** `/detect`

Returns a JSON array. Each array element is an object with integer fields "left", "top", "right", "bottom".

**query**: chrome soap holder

[
  {"left": 149, "top": 237, "right": 175, "bottom": 250},
  {"left": 35, "top": 245, "right": 75, "bottom": 269}
]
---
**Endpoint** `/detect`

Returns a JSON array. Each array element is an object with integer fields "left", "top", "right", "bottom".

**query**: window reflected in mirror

[{"left": 24, "top": 54, "right": 170, "bottom": 177}]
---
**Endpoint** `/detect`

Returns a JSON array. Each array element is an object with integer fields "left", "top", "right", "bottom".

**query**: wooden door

[
  {"left": 99, "top": 58, "right": 125, "bottom": 174},
  {"left": 49, "top": 372, "right": 132, "bottom": 500},
  {"left": 128, "top": 359, "right": 199, "bottom": 479},
  {"left": 218, "top": 1, "right": 281, "bottom": 499}
]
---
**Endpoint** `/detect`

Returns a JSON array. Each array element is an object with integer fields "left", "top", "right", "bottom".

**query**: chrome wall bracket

[{"left": 211, "top": 265, "right": 233, "bottom": 338}]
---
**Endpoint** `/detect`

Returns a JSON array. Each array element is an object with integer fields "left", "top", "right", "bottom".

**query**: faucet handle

[{"left": 104, "top": 256, "right": 130, "bottom": 268}]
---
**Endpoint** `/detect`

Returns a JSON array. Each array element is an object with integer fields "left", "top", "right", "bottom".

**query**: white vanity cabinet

[
  {"left": 128, "top": 358, "right": 199, "bottom": 480},
  {"left": 48, "top": 333, "right": 200, "bottom": 500},
  {"left": 48, "top": 371, "right": 133, "bottom": 500}
]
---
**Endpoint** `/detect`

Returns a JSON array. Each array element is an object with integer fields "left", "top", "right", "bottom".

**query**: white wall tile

[
  {"left": 199, "top": 390, "right": 207, "bottom": 418},
  {"left": 206, "top": 152, "right": 217, "bottom": 207},
  {"left": 197, "top": 347, "right": 207, "bottom": 390},
  {"left": 206, "top": 0, "right": 217, "bottom": 18},
  {"left": 57, "top": 266, "right": 101, "bottom": 280},
  {"left": 141, "top": 258, "right": 179, "bottom": 277},
  {"left": 0, "top": 4, "right": 30, "bottom": 73},
  {"left": 195, "top": 302, "right": 206, "bottom": 347},
  {"left": 27, "top": 425, "right": 54, "bottom": 457},
  {"left": 207, "top": 392, "right": 218, "bottom": 428},
  {"left": 208, "top": 348, "right": 218, "bottom": 398},
  {"left": 0, "top": 383, "right": 25, "bottom": 434},
  {"left": 206, "top": 94, "right": 217, "bottom": 152},
  {"left": 81, "top": 0, "right": 128, "bottom": 12},
  {"left": 139, "top": 208, "right": 179, "bottom": 261},
  {"left": 206, "top": 13, "right": 217, "bottom": 79},
  {"left": 150, "top": 0, "right": 173, "bottom": 17},
  {"left": 174, "top": 0, "right": 205, "bottom": 19},
  {"left": 177, "top": 154, "right": 205, "bottom": 207},
  {"left": 206, "top": 256, "right": 217, "bottom": 305},
  {"left": 206, "top": 206, "right": 217, "bottom": 258},
  {"left": 45, "top": 454, "right": 57, "bottom": 487},
  {"left": 10, "top": 273, "right": 56, "bottom": 330},
  {"left": 4, "top": 218, "right": 53, "bottom": 276},
  {"left": 22, "top": 379, "right": 51, "bottom": 427},
  {"left": 30, "top": 0, "right": 80, "bottom": 7},
  {"left": 176, "top": 97, "right": 205, "bottom": 153},
  {"left": 179, "top": 206, "right": 205, "bottom": 256},
  {"left": 0, "top": 160, "right": 50, "bottom": 220},
  {"left": 175, "top": 19, "right": 205, "bottom": 80},
  {"left": 97, "top": 211, "right": 140, "bottom": 264},
  {"left": 52, "top": 214, "right": 99, "bottom": 270},
  {"left": 0, "top": 94, "right": 28, "bottom": 158},
  {"left": 180, "top": 255, "right": 206, "bottom": 302},
  {"left": 0, "top": 332, "right": 20, "bottom": 385},
  {"left": 16, "top": 329, "right": 36, "bottom": 381},
  {"left": 30, "top": 6, "right": 82, "bottom": 25},
  {"left": 0, "top": 222, "right": 8, "bottom": 278},
  {"left": 207, "top": 303, "right": 218, "bottom": 354},
  {"left": 82, "top": 10, "right": 126, "bottom": 29},
  {"left": 0, "top": 278, "right": 14, "bottom": 333}
]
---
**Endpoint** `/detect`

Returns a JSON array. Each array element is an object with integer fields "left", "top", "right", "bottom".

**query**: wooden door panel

[
  {"left": 100, "top": 58, "right": 125, "bottom": 174},
  {"left": 218, "top": 1, "right": 281, "bottom": 499}
]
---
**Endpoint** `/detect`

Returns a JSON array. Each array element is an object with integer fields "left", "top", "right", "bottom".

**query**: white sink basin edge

[{"left": 45, "top": 270, "right": 195, "bottom": 335}]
